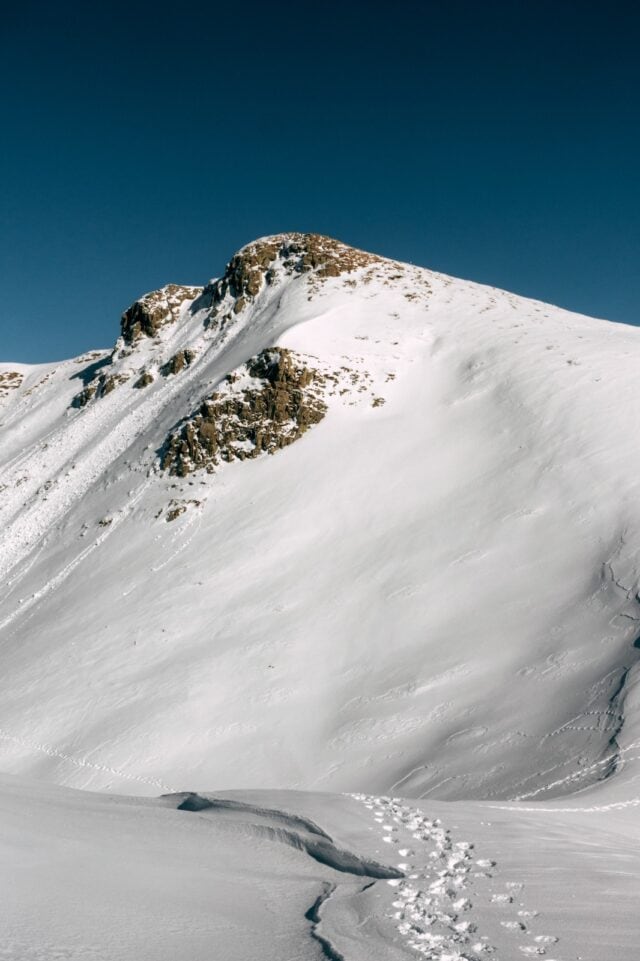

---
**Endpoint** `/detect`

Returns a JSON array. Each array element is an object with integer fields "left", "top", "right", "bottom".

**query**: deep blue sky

[{"left": 2, "top": 1, "right": 639, "bottom": 362}]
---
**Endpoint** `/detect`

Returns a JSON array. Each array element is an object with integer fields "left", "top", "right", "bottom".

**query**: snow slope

[
  {"left": 1, "top": 775, "right": 638, "bottom": 960},
  {"left": 0, "top": 232, "right": 639, "bottom": 807}
]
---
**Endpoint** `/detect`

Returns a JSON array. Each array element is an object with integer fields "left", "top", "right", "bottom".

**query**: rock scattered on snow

[{"left": 0, "top": 371, "right": 23, "bottom": 397}]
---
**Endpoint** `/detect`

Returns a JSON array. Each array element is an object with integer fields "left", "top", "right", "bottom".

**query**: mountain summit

[{"left": 1, "top": 233, "right": 639, "bottom": 803}]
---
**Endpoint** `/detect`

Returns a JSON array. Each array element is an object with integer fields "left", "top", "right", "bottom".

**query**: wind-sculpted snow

[
  {"left": 169, "top": 792, "right": 404, "bottom": 878},
  {"left": 1, "top": 778, "right": 638, "bottom": 960}
]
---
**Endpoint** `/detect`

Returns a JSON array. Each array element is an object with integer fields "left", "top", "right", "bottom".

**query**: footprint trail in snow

[{"left": 350, "top": 794, "right": 562, "bottom": 960}]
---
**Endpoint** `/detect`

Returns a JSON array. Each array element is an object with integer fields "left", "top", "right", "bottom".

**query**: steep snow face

[{"left": 1, "top": 232, "right": 639, "bottom": 801}]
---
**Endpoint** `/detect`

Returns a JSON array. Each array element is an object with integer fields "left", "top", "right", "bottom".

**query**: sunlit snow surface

[
  {"left": 0, "top": 777, "right": 638, "bottom": 960},
  {"left": 0, "top": 236, "right": 639, "bottom": 957}
]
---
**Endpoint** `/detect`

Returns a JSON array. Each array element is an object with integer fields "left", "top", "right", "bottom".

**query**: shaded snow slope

[
  {"left": 1, "top": 774, "right": 638, "bottom": 961},
  {"left": 1, "top": 233, "right": 640, "bottom": 802}
]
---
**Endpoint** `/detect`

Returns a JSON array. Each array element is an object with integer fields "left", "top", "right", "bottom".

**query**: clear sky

[{"left": 2, "top": 0, "right": 639, "bottom": 362}]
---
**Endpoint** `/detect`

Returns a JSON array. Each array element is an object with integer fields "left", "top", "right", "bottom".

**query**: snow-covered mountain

[
  {"left": 2, "top": 232, "right": 640, "bottom": 960},
  {"left": 1, "top": 232, "right": 640, "bottom": 804}
]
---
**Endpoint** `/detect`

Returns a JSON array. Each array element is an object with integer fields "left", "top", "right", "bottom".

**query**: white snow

[
  {"left": 0, "top": 234, "right": 639, "bottom": 958},
  {"left": 0, "top": 776, "right": 637, "bottom": 960}
]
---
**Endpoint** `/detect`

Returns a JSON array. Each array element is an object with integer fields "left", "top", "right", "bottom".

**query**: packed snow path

[{"left": 350, "top": 794, "right": 561, "bottom": 959}]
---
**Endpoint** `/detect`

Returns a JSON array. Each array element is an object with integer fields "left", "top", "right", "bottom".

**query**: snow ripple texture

[{"left": 350, "top": 794, "right": 561, "bottom": 960}]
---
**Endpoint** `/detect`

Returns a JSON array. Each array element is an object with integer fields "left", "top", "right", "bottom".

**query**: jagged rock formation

[
  {"left": 68, "top": 234, "right": 402, "bottom": 413},
  {"left": 161, "top": 348, "right": 330, "bottom": 476},
  {"left": 120, "top": 284, "right": 202, "bottom": 345},
  {"left": 204, "top": 233, "right": 385, "bottom": 323}
]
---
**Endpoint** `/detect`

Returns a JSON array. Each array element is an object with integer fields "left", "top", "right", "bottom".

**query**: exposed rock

[
  {"left": 73, "top": 384, "right": 98, "bottom": 408},
  {"left": 101, "top": 375, "right": 121, "bottom": 396},
  {"left": 164, "top": 498, "right": 202, "bottom": 522},
  {"left": 202, "top": 233, "right": 385, "bottom": 322},
  {"left": 0, "top": 371, "right": 24, "bottom": 396},
  {"left": 282, "top": 232, "right": 383, "bottom": 278},
  {"left": 134, "top": 370, "right": 154, "bottom": 389},
  {"left": 72, "top": 372, "right": 130, "bottom": 408},
  {"left": 213, "top": 238, "right": 282, "bottom": 306},
  {"left": 161, "top": 348, "right": 329, "bottom": 477},
  {"left": 162, "top": 349, "right": 197, "bottom": 376},
  {"left": 120, "top": 284, "right": 202, "bottom": 345}
]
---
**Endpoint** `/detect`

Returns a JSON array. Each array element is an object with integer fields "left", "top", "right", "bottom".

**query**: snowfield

[
  {"left": 0, "top": 777, "right": 638, "bottom": 960},
  {"left": 0, "top": 233, "right": 639, "bottom": 958}
]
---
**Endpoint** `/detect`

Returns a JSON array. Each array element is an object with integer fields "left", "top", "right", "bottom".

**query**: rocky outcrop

[
  {"left": 120, "top": 284, "right": 202, "bottom": 345},
  {"left": 161, "top": 349, "right": 197, "bottom": 376},
  {"left": 133, "top": 370, "right": 154, "bottom": 389},
  {"left": 69, "top": 235, "right": 391, "bottom": 416},
  {"left": 72, "top": 372, "right": 130, "bottom": 408},
  {"left": 161, "top": 348, "right": 329, "bottom": 476},
  {"left": 203, "top": 233, "right": 385, "bottom": 323}
]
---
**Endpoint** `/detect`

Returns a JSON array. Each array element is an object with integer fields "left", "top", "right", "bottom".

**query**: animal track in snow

[
  {"left": 350, "top": 793, "right": 562, "bottom": 960},
  {"left": 351, "top": 793, "right": 494, "bottom": 958}
]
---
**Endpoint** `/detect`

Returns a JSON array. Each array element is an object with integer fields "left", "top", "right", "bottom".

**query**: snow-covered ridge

[
  {"left": 65, "top": 233, "right": 395, "bottom": 412},
  {"left": 0, "top": 233, "right": 639, "bottom": 809}
]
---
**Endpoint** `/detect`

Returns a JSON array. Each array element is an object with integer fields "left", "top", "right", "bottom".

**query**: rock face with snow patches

[{"left": 1, "top": 231, "right": 640, "bottom": 807}]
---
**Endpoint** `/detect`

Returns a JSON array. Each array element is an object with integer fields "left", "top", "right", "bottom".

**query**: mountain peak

[
  {"left": 116, "top": 234, "right": 385, "bottom": 352},
  {"left": 204, "top": 232, "right": 386, "bottom": 318},
  {"left": 231, "top": 232, "right": 383, "bottom": 280}
]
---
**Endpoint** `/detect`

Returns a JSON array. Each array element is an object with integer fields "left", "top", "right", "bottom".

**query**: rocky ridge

[
  {"left": 65, "top": 233, "right": 395, "bottom": 477},
  {"left": 67, "top": 234, "right": 392, "bottom": 411}
]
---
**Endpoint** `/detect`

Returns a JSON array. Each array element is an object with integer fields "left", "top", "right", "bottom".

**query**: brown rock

[
  {"left": 120, "top": 284, "right": 202, "bottom": 345},
  {"left": 161, "top": 348, "right": 329, "bottom": 477}
]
